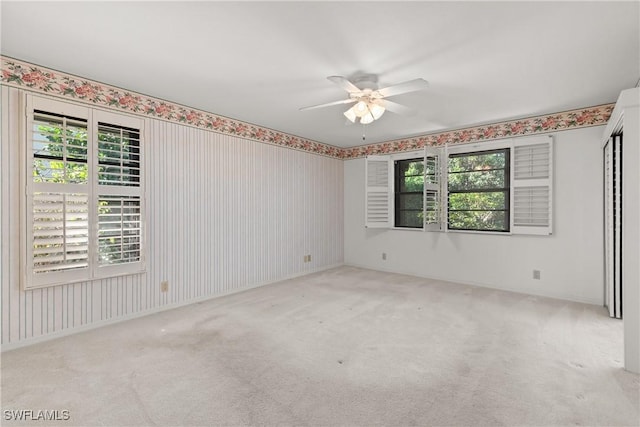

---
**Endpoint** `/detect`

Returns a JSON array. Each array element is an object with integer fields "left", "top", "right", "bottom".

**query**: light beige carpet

[{"left": 1, "top": 266, "right": 639, "bottom": 426}]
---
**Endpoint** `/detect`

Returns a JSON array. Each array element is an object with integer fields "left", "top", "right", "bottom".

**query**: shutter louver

[
  {"left": 98, "top": 195, "right": 142, "bottom": 265},
  {"left": 32, "top": 111, "right": 88, "bottom": 184},
  {"left": 513, "top": 187, "right": 549, "bottom": 226},
  {"left": 365, "top": 156, "right": 391, "bottom": 228},
  {"left": 33, "top": 192, "right": 89, "bottom": 274},
  {"left": 424, "top": 146, "right": 443, "bottom": 231},
  {"left": 98, "top": 123, "right": 141, "bottom": 187},
  {"left": 512, "top": 137, "right": 553, "bottom": 235}
]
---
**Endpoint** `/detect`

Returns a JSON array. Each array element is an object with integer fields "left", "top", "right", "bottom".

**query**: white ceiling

[{"left": 2, "top": 1, "right": 638, "bottom": 147}]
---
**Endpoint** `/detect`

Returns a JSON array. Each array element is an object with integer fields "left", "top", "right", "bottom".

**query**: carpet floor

[{"left": 1, "top": 266, "right": 639, "bottom": 426}]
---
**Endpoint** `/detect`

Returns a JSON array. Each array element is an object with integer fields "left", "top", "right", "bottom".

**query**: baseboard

[
  {"left": 343, "top": 262, "right": 604, "bottom": 306},
  {"left": 0, "top": 262, "right": 344, "bottom": 352}
]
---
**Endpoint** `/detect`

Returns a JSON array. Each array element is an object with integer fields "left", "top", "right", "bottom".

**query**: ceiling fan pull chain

[{"left": 362, "top": 123, "right": 366, "bottom": 141}]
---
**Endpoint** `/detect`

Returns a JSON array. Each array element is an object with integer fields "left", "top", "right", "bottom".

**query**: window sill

[
  {"left": 446, "top": 229, "right": 511, "bottom": 236},
  {"left": 23, "top": 269, "right": 146, "bottom": 291},
  {"left": 387, "top": 227, "right": 512, "bottom": 235},
  {"left": 390, "top": 227, "right": 425, "bottom": 232}
]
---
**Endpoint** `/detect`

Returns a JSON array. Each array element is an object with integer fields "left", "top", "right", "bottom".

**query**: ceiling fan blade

[
  {"left": 381, "top": 100, "right": 416, "bottom": 116},
  {"left": 377, "top": 78, "right": 429, "bottom": 98},
  {"left": 327, "top": 76, "right": 362, "bottom": 93},
  {"left": 299, "top": 98, "right": 357, "bottom": 111}
]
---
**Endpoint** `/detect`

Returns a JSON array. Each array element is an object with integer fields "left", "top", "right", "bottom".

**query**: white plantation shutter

[
  {"left": 26, "top": 97, "right": 91, "bottom": 287},
  {"left": 97, "top": 122, "right": 141, "bottom": 186},
  {"left": 24, "top": 95, "right": 144, "bottom": 289},
  {"left": 98, "top": 196, "right": 142, "bottom": 265},
  {"left": 511, "top": 136, "right": 553, "bottom": 235},
  {"left": 29, "top": 192, "right": 90, "bottom": 286},
  {"left": 365, "top": 155, "right": 391, "bottom": 228},
  {"left": 94, "top": 110, "right": 144, "bottom": 278},
  {"left": 424, "top": 146, "right": 443, "bottom": 231}
]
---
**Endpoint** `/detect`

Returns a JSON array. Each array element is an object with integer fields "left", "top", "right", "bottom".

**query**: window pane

[
  {"left": 98, "top": 195, "right": 142, "bottom": 265},
  {"left": 397, "top": 193, "right": 423, "bottom": 210},
  {"left": 447, "top": 148, "right": 510, "bottom": 232},
  {"left": 396, "top": 210, "right": 423, "bottom": 228},
  {"left": 32, "top": 111, "right": 88, "bottom": 184},
  {"left": 399, "top": 160, "right": 424, "bottom": 176},
  {"left": 448, "top": 210, "right": 508, "bottom": 232},
  {"left": 449, "top": 191, "right": 507, "bottom": 210},
  {"left": 400, "top": 175, "right": 424, "bottom": 192},
  {"left": 395, "top": 158, "right": 425, "bottom": 228},
  {"left": 449, "top": 151, "right": 506, "bottom": 173},
  {"left": 98, "top": 123, "right": 141, "bottom": 187},
  {"left": 448, "top": 170, "right": 506, "bottom": 191}
]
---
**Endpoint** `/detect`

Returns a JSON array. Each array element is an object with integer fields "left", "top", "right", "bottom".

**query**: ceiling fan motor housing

[{"left": 351, "top": 74, "right": 379, "bottom": 91}]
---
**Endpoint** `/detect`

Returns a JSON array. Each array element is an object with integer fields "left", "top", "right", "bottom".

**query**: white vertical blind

[
  {"left": 512, "top": 136, "right": 553, "bottom": 235},
  {"left": 604, "top": 138, "right": 613, "bottom": 315},
  {"left": 604, "top": 136, "right": 622, "bottom": 318},
  {"left": 365, "top": 156, "right": 391, "bottom": 228}
]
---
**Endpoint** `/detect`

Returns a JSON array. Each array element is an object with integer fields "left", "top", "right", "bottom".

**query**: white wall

[
  {"left": 344, "top": 126, "right": 604, "bottom": 305},
  {"left": 1, "top": 86, "right": 344, "bottom": 347}
]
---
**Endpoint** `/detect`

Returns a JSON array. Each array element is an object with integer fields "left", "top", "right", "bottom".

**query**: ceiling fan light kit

[
  {"left": 343, "top": 99, "right": 386, "bottom": 124},
  {"left": 301, "top": 74, "right": 429, "bottom": 127},
  {"left": 343, "top": 107, "right": 357, "bottom": 123},
  {"left": 370, "top": 102, "right": 385, "bottom": 119},
  {"left": 359, "top": 112, "right": 375, "bottom": 125}
]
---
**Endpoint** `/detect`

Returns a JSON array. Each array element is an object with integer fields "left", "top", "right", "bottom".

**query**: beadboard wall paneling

[{"left": 0, "top": 87, "right": 344, "bottom": 347}]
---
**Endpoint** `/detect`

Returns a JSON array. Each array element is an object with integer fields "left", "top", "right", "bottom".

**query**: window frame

[
  {"left": 394, "top": 157, "right": 425, "bottom": 229},
  {"left": 23, "top": 94, "right": 146, "bottom": 290},
  {"left": 446, "top": 148, "right": 511, "bottom": 233},
  {"left": 364, "top": 135, "right": 552, "bottom": 236}
]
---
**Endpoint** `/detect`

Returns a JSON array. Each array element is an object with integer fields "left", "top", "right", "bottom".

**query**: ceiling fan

[{"left": 300, "top": 74, "right": 429, "bottom": 124}]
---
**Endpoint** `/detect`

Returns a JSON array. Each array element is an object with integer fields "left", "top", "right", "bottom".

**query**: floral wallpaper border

[
  {"left": 0, "top": 56, "right": 342, "bottom": 158},
  {"left": 1, "top": 56, "right": 613, "bottom": 160},
  {"left": 342, "top": 103, "right": 613, "bottom": 159}
]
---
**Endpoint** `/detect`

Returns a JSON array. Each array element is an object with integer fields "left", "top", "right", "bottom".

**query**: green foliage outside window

[
  {"left": 33, "top": 119, "right": 140, "bottom": 267},
  {"left": 32, "top": 121, "right": 88, "bottom": 184},
  {"left": 447, "top": 150, "right": 509, "bottom": 232},
  {"left": 395, "top": 159, "right": 424, "bottom": 228}
]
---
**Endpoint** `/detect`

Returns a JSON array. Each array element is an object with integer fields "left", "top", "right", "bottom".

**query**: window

[
  {"left": 97, "top": 122, "right": 142, "bottom": 266},
  {"left": 447, "top": 149, "right": 510, "bottom": 232},
  {"left": 364, "top": 136, "right": 552, "bottom": 235},
  {"left": 25, "top": 96, "right": 144, "bottom": 289},
  {"left": 394, "top": 158, "right": 424, "bottom": 228}
]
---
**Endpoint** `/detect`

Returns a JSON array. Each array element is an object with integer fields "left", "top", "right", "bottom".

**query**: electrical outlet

[
  {"left": 382, "top": 252, "right": 387, "bottom": 260},
  {"left": 161, "top": 281, "right": 169, "bottom": 292},
  {"left": 533, "top": 270, "right": 541, "bottom": 280}
]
